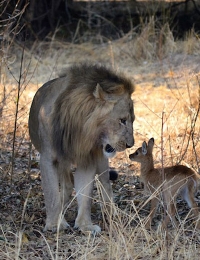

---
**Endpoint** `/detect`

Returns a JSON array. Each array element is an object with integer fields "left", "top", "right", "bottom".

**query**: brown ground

[{"left": 0, "top": 33, "right": 200, "bottom": 259}]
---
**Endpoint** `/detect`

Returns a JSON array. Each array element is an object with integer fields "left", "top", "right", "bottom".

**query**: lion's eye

[{"left": 120, "top": 118, "right": 127, "bottom": 125}]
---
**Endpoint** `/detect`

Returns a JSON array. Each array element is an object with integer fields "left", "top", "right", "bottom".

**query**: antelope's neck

[{"left": 140, "top": 157, "right": 154, "bottom": 176}]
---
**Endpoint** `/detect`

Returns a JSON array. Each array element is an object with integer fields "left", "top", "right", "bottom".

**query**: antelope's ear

[
  {"left": 148, "top": 138, "right": 154, "bottom": 145},
  {"left": 93, "top": 83, "right": 125, "bottom": 102},
  {"left": 142, "top": 141, "right": 147, "bottom": 155},
  {"left": 148, "top": 137, "right": 154, "bottom": 150}
]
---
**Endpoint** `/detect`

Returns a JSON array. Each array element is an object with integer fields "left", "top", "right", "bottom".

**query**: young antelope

[{"left": 129, "top": 138, "right": 200, "bottom": 229}]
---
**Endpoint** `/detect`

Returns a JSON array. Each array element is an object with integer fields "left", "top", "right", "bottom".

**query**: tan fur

[
  {"left": 29, "top": 63, "right": 135, "bottom": 234},
  {"left": 129, "top": 138, "right": 200, "bottom": 229}
]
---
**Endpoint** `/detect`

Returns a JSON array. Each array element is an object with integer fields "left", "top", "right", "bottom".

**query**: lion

[{"left": 28, "top": 63, "right": 135, "bottom": 234}]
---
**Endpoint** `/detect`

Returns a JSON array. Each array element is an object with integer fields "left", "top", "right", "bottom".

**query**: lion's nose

[
  {"left": 126, "top": 139, "right": 134, "bottom": 148},
  {"left": 126, "top": 136, "right": 134, "bottom": 149}
]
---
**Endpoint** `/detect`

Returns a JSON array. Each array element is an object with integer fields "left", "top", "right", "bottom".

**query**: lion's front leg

[
  {"left": 97, "top": 157, "right": 114, "bottom": 216},
  {"left": 58, "top": 161, "right": 74, "bottom": 207},
  {"left": 74, "top": 165, "right": 101, "bottom": 235}
]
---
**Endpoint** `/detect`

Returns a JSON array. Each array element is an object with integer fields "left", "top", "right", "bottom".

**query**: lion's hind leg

[{"left": 40, "top": 154, "right": 70, "bottom": 232}]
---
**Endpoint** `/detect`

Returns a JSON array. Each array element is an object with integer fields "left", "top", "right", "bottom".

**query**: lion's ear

[
  {"left": 93, "top": 83, "right": 106, "bottom": 100},
  {"left": 93, "top": 83, "right": 125, "bottom": 102}
]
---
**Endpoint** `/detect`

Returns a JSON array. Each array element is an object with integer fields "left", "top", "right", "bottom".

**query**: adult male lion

[{"left": 29, "top": 63, "right": 135, "bottom": 234}]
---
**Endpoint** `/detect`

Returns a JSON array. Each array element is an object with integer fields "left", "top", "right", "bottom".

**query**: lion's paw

[
  {"left": 74, "top": 224, "right": 101, "bottom": 236},
  {"left": 44, "top": 219, "right": 70, "bottom": 233}
]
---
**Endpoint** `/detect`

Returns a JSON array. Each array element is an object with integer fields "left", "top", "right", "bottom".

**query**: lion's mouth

[
  {"left": 105, "top": 144, "right": 115, "bottom": 153},
  {"left": 103, "top": 144, "right": 116, "bottom": 158}
]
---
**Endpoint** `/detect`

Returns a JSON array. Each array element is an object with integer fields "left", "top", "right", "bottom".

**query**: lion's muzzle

[{"left": 126, "top": 143, "right": 133, "bottom": 149}]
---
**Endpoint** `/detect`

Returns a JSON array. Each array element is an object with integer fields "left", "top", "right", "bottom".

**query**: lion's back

[{"left": 28, "top": 77, "right": 68, "bottom": 152}]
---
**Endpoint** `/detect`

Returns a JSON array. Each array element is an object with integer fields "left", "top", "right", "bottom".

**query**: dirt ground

[{"left": 0, "top": 37, "right": 200, "bottom": 259}]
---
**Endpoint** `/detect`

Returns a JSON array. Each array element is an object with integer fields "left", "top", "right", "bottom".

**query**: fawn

[{"left": 129, "top": 138, "right": 200, "bottom": 229}]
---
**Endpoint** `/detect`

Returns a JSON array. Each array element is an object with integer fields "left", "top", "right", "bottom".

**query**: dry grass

[{"left": 1, "top": 19, "right": 200, "bottom": 259}]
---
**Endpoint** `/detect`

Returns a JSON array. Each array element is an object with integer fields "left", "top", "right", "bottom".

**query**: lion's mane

[{"left": 51, "top": 64, "right": 134, "bottom": 165}]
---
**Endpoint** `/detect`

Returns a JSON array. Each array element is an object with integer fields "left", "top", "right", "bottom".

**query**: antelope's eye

[
  {"left": 120, "top": 118, "right": 127, "bottom": 125},
  {"left": 135, "top": 151, "right": 138, "bottom": 155}
]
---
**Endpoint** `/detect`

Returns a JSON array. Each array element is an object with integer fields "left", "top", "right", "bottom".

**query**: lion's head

[{"left": 51, "top": 64, "right": 135, "bottom": 164}]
